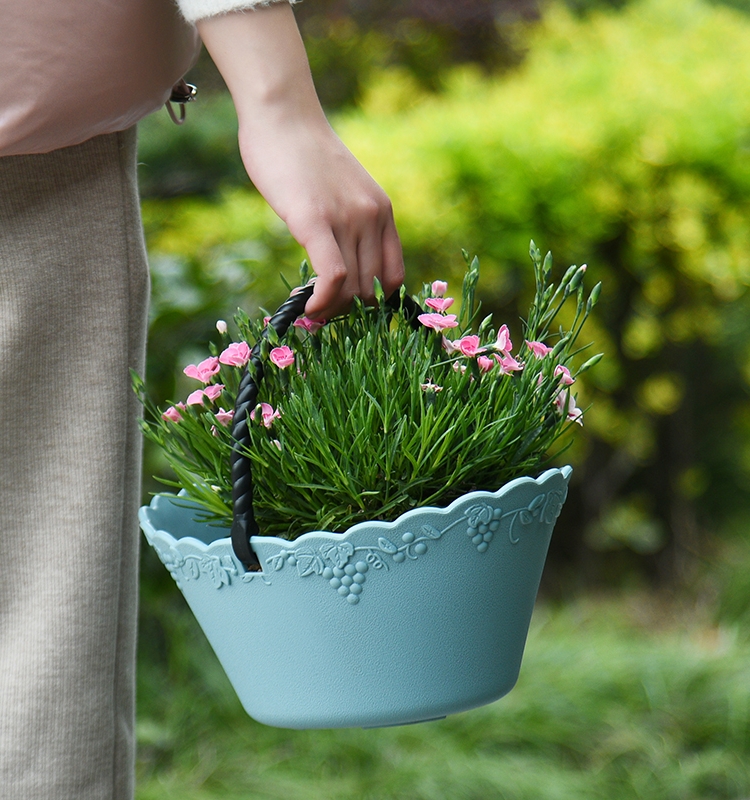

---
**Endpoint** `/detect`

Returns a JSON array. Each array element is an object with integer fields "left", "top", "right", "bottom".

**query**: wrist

[{"left": 197, "top": 5, "right": 325, "bottom": 129}]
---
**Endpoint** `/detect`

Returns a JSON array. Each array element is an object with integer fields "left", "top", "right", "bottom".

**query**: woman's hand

[{"left": 196, "top": 4, "right": 404, "bottom": 319}]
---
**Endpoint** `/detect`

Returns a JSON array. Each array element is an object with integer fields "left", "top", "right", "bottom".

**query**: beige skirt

[{"left": 0, "top": 127, "right": 148, "bottom": 800}]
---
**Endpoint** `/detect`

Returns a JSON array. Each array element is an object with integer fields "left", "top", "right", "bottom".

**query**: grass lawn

[{"left": 135, "top": 569, "right": 750, "bottom": 800}]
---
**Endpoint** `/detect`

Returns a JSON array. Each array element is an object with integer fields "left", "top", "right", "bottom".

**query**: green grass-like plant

[{"left": 134, "top": 243, "right": 600, "bottom": 538}]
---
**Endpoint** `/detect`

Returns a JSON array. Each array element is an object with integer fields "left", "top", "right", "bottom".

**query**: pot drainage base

[{"left": 363, "top": 716, "right": 446, "bottom": 729}]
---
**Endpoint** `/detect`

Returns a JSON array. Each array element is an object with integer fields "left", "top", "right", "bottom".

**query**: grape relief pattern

[
  {"left": 150, "top": 488, "right": 567, "bottom": 597},
  {"left": 465, "top": 487, "right": 568, "bottom": 551},
  {"left": 265, "top": 526, "right": 443, "bottom": 605},
  {"left": 266, "top": 487, "right": 568, "bottom": 605}
]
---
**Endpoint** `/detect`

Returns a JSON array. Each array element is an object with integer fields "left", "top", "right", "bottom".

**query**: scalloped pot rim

[{"left": 140, "top": 465, "right": 572, "bottom": 560}]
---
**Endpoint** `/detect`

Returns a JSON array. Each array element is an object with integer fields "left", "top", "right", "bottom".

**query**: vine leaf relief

[
  {"left": 266, "top": 524, "right": 444, "bottom": 605},
  {"left": 320, "top": 541, "right": 355, "bottom": 568},
  {"left": 151, "top": 538, "right": 241, "bottom": 589},
  {"left": 466, "top": 488, "right": 568, "bottom": 549},
  {"left": 262, "top": 488, "right": 566, "bottom": 604}
]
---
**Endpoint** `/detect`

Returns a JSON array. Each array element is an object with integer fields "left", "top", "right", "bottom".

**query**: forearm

[
  {"left": 195, "top": 4, "right": 404, "bottom": 319},
  {"left": 196, "top": 4, "right": 327, "bottom": 134}
]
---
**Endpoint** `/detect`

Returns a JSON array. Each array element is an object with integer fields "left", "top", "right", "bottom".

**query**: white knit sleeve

[{"left": 176, "top": 0, "right": 297, "bottom": 25}]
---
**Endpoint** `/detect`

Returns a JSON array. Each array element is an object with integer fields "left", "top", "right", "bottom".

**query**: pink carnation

[
  {"left": 424, "top": 297, "right": 455, "bottom": 313},
  {"left": 294, "top": 317, "right": 325, "bottom": 334},
  {"left": 269, "top": 345, "right": 295, "bottom": 369},
  {"left": 203, "top": 384, "right": 224, "bottom": 402},
  {"left": 495, "top": 324, "right": 513, "bottom": 355},
  {"left": 183, "top": 356, "right": 220, "bottom": 384},
  {"left": 186, "top": 389, "right": 206, "bottom": 406},
  {"left": 442, "top": 336, "right": 461, "bottom": 355},
  {"left": 431, "top": 280, "right": 448, "bottom": 297},
  {"left": 456, "top": 335, "right": 481, "bottom": 358},
  {"left": 477, "top": 355, "right": 495, "bottom": 373},
  {"left": 418, "top": 312, "right": 458, "bottom": 331},
  {"left": 251, "top": 402, "right": 281, "bottom": 429},
  {"left": 555, "top": 391, "right": 584, "bottom": 425},
  {"left": 554, "top": 365, "right": 575, "bottom": 386},
  {"left": 219, "top": 341, "right": 251, "bottom": 367},
  {"left": 215, "top": 408, "right": 234, "bottom": 426},
  {"left": 526, "top": 340, "right": 553, "bottom": 358},
  {"left": 495, "top": 353, "right": 523, "bottom": 375},
  {"left": 161, "top": 406, "right": 182, "bottom": 422}
]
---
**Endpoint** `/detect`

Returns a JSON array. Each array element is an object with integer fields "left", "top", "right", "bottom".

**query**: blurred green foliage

[
  {"left": 294, "top": 0, "right": 536, "bottom": 108},
  {"left": 140, "top": 0, "right": 750, "bottom": 584},
  {"left": 138, "top": 94, "right": 241, "bottom": 197},
  {"left": 136, "top": 3, "right": 750, "bottom": 788}
]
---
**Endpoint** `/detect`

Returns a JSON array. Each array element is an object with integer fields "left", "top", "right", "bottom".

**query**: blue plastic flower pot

[{"left": 139, "top": 465, "right": 571, "bottom": 730}]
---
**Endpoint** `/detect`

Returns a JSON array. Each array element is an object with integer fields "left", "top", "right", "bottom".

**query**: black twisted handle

[{"left": 230, "top": 285, "right": 424, "bottom": 570}]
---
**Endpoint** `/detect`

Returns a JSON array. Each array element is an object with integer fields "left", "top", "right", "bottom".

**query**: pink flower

[
  {"left": 431, "top": 280, "right": 448, "bottom": 297},
  {"left": 442, "top": 336, "right": 461, "bottom": 354},
  {"left": 219, "top": 341, "right": 251, "bottom": 367},
  {"left": 418, "top": 312, "right": 458, "bottom": 331},
  {"left": 161, "top": 406, "right": 182, "bottom": 422},
  {"left": 203, "top": 384, "right": 224, "bottom": 402},
  {"left": 294, "top": 316, "right": 325, "bottom": 334},
  {"left": 269, "top": 345, "right": 295, "bottom": 369},
  {"left": 554, "top": 365, "right": 575, "bottom": 386},
  {"left": 216, "top": 320, "right": 228, "bottom": 335},
  {"left": 215, "top": 408, "right": 234, "bottom": 426},
  {"left": 186, "top": 389, "right": 206, "bottom": 406},
  {"left": 495, "top": 353, "right": 523, "bottom": 375},
  {"left": 555, "top": 391, "right": 584, "bottom": 425},
  {"left": 251, "top": 402, "right": 280, "bottom": 429},
  {"left": 456, "top": 335, "right": 481, "bottom": 358},
  {"left": 271, "top": 439, "right": 282, "bottom": 450},
  {"left": 477, "top": 355, "right": 495, "bottom": 373},
  {"left": 263, "top": 316, "right": 272, "bottom": 326},
  {"left": 183, "top": 356, "right": 220, "bottom": 384},
  {"left": 420, "top": 381, "right": 443, "bottom": 392},
  {"left": 424, "top": 297, "right": 455, "bottom": 313},
  {"left": 495, "top": 324, "right": 513, "bottom": 355},
  {"left": 526, "top": 340, "right": 553, "bottom": 358},
  {"left": 452, "top": 362, "right": 467, "bottom": 375}
]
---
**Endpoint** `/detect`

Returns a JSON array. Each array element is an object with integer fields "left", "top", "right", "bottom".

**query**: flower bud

[
  {"left": 431, "top": 280, "right": 448, "bottom": 297},
  {"left": 568, "top": 265, "right": 587, "bottom": 293}
]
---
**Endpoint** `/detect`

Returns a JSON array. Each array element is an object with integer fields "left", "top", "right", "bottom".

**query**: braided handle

[{"left": 230, "top": 286, "right": 423, "bottom": 570}]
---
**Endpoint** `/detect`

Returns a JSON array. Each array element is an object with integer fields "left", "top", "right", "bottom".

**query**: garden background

[{"left": 135, "top": 0, "right": 750, "bottom": 796}]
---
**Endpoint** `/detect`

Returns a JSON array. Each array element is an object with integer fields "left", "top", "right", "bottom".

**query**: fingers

[
  {"left": 302, "top": 204, "right": 404, "bottom": 320},
  {"left": 354, "top": 226, "right": 383, "bottom": 306},
  {"left": 380, "top": 217, "right": 405, "bottom": 300},
  {"left": 302, "top": 229, "right": 348, "bottom": 320}
]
